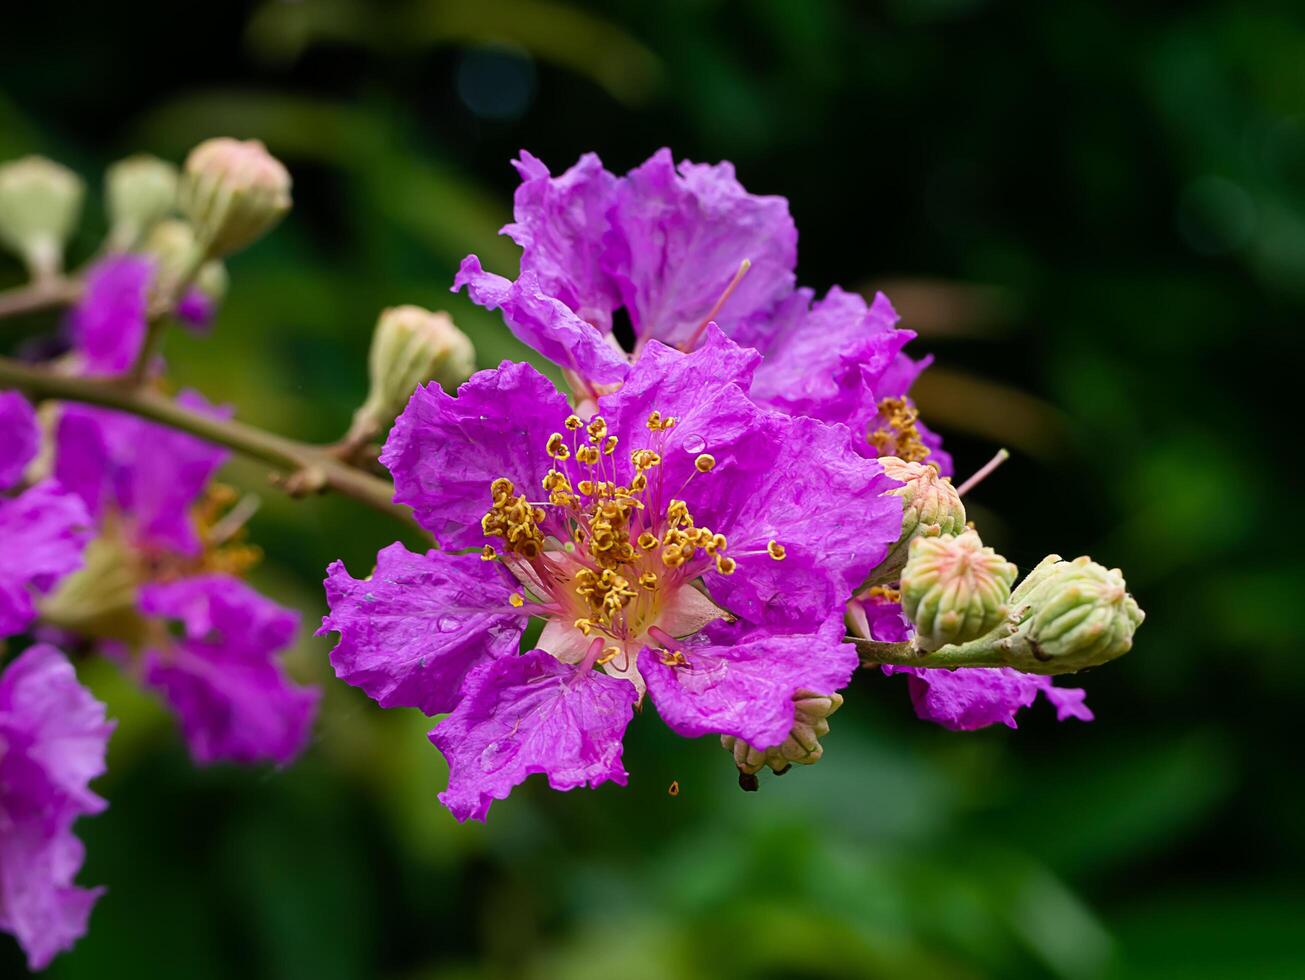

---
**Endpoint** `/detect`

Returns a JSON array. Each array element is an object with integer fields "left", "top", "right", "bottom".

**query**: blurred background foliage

[{"left": 2, "top": 0, "right": 1303, "bottom": 977}]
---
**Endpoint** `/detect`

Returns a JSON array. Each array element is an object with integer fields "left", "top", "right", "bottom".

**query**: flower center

[{"left": 480, "top": 411, "right": 737, "bottom": 653}]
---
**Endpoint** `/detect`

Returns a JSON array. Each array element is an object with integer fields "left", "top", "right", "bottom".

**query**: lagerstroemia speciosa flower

[
  {"left": 0, "top": 644, "right": 113, "bottom": 970},
  {"left": 321, "top": 330, "right": 903, "bottom": 820},
  {"left": 42, "top": 392, "right": 318, "bottom": 766},
  {"left": 453, "top": 148, "right": 950, "bottom": 473},
  {"left": 0, "top": 390, "right": 90, "bottom": 638}
]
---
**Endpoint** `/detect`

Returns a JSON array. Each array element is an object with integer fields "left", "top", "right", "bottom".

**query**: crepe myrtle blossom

[
  {"left": 453, "top": 148, "right": 950, "bottom": 473},
  {"left": 320, "top": 331, "right": 903, "bottom": 820},
  {"left": 42, "top": 398, "right": 318, "bottom": 766},
  {"left": 0, "top": 644, "right": 114, "bottom": 970},
  {"left": 0, "top": 390, "right": 91, "bottom": 639}
]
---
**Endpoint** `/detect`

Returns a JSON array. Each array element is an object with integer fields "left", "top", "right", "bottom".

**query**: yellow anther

[
  {"left": 630, "top": 472, "right": 647, "bottom": 492},
  {"left": 586, "top": 416, "right": 608, "bottom": 444},
  {"left": 646, "top": 411, "right": 662, "bottom": 429},
  {"left": 565, "top": 414, "right": 583, "bottom": 430},
  {"left": 490, "top": 477, "right": 514, "bottom": 500},
  {"left": 509, "top": 593, "right": 525, "bottom": 608},
  {"left": 637, "top": 531, "right": 659, "bottom": 551},
  {"left": 545, "top": 433, "right": 570, "bottom": 460},
  {"left": 660, "top": 649, "right": 688, "bottom": 666},
  {"left": 767, "top": 540, "right": 787, "bottom": 561},
  {"left": 480, "top": 545, "right": 497, "bottom": 561},
  {"left": 597, "top": 647, "right": 622, "bottom": 665},
  {"left": 603, "top": 435, "right": 618, "bottom": 455},
  {"left": 667, "top": 499, "right": 689, "bottom": 525},
  {"left": 868, "top": 397, "right": 928, "bottom": 463},
  {"left": 577, "top": 480, "right": 595, "bottom": 496},
  {"left": 576, "top": 444, "right": 601, "bottom": 465},
  {"left": 638, "top": 571, "right": 658, "bottom": 590},
  {"left": 694, "top": 453, "right": 716, "bottom": 472},
  {"left": 662, "top": 416, "right": 678, "bottom": 430},
  {"left": 715, "top": 555, "right": 737, "bottom": 575},
  {"left": 574, "top": 618, "right": 594, "bottom": 636}
]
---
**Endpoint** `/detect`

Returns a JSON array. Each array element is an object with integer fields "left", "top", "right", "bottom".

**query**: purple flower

[
  {"left": 0, "top": 391, "right": 91, "bottom": 639},
  {"left": 174, "top": 286, "right": 216, "bottom": 332},
  {"left": 139, "top": 576, "right": 319, "bottom": 766},
  {"left": 0, "top": 644, "right": 114, "bottom": 970},
  {"left": 320, "top": 331, "right": 902, "bottom": 820},
  {"left": 454, "top": 149, "right": 946, "bottom": 469},
  {"left": 70, "top": 255, "right": 154, "bottom": 376},
  {"left": 49, "top": 400, "right": 319, "bottom": 766}
]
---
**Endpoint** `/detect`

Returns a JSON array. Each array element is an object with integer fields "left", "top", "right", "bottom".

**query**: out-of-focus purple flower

[
  {"left": 70, "top": 254, "right": 154, "bottom": 375},
  {"left": 454, "top": 149, "right": 946, "bottom": 470},
  {"left": 139, "top": 575, "right": 318, "bottom": 766},
  {"left": 174, "top": 286, "right": 214, "bottom": 332},
  {"left": 321, "top": 331, "right": 902, "bottom": 820},
  {"left": 48, "top": 399, "right": 319, "bottom": 766},
  {"left": 882, "top": 664, "right": 1092, "bottom": 731},
  {"left": 0, "top": 644, "right": 113, "bottom": 970},
  {"left": 0, "top": 391, "right": 91, "bottom": 639}
]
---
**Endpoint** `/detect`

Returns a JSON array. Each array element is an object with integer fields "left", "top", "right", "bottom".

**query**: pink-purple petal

[
  {"left": 0, "top": 644, "right": 113, "bottom": 971},
  {"left": 640, "top": 618, "right": 857, "bottom": 749},
  {"left": 882, "top": 665, "right": 1093, "bottom": 731},
  {"left": 0, "top": 483, "right": 92, "bottom": 638},
  {"left": 71, "top": 254, "right": 154, "bottom": 376},
  {"left": 319, "top": 542, "right": 524, "bottom": 716},
  {"left": 139, "top": 575, "right": 318, "bottom": 766},
  {"left": 430, "top": 650, "right": 638, "bottom": 822},
  {"left": 381, "top": 361, "right": 571, "bottom": 546},
  {"left": 0, "top": 390, "right": 38, "bottom": 489}
]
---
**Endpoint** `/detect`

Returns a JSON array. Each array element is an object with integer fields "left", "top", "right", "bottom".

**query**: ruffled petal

[
  {"left": 70, "top": 254, "right": 154, "bottom": 375},
  {"left": 0, "top": 483, "right": 92, "bottom": 638},
  {"left": 0, "top": 389, "right": 38, "bottom": 489},
  {"left": 139, "top": 575, "right": 318, "bottom": 765},
  {"left": 381, "top": 361, "right": 571, "bottom": 546},
  {"left": 882, "top": 665, "right": 1093, "bottom": 731},
  {"left": 640, "top": 618, "right": 857, "bottom": 749},
  {"left": 502, "top": 151, "right": 622, "bottom": 327},
  {"left": 430, "top": 650, "right": 638, "bottom": 822},
  {"left": 604, "top": 148, "right": 797, "bottom": 348},
  {"left": 0, "top": 644, "right": 113, "bottom": 971},
  {"left": 319, "top": 542, "right": 524, "bottom": 716},
  {"left": 453, "top": 257, "right": 630, "bottom": 385}
]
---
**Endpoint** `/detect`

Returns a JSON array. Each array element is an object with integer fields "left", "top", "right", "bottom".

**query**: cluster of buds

[
  {"left": 721, "top": 690, "right": 844, "bottom": 788},
  {"left": 887, "top": 530, "right": 1143, "bottom": 675}
]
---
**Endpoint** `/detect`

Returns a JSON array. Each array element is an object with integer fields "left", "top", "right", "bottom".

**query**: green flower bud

[
  {"left": 352, "top": 306, "right": 476, "bottom": 438},
  {"left": 1005, "top": 555, "right": 1143, "bottom": 672},
  {"left": 0, "top": 155, "right": 84, "bottom": 278},
  {"left": 721, "top": 690, "right": 843, "bottom": 775},
  {"left": 901, "top": 529, "right": 1017, "bottom": 651},
  {"left": 143, "top": 219, "right": 204, "bottom": 298},
  {"left": 106, "top": 154, "right": 178, "bottom": 250},
  {"left": 178, "top": 138, "right": 291, "bottom": 258},
  {"left": 193, "top": 259, "right": 229, "bottom": 307},
  {"left": 865, "top": 456, "right": 967, "bottom": 586}
]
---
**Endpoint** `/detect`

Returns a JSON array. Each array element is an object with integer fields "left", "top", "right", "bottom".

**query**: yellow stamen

[
  {"left": 481, "top": 545, "right": 497, "bottom": 561},
  {"left": 767, "top": 540, "right": 787, "bottom": 561},
  {"left": 694, "top": 453, "right": 716, "bottom": 473},
  {"left": 509, "top": 593, "right": 524, "bottom": 608}
]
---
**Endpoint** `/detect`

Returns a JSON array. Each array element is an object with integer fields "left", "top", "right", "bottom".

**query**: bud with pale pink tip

[
  {"left": 864, "top": 456, "right": 966, "bottom": 587},
  {"left": 901, "top": 529, "right": 1017, "bottom": 651},
  {"left": 178, "top": 138, "right": 291, "bottom": 258}
]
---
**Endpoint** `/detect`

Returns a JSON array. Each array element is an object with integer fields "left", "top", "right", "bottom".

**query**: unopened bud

[
  {"left": 0, "top": 156, "right": 84, "bottom": 278},
  {"left": 1006, "top": 555, "right": 1143, "bottom": 672},
  {"left": 351, "top": 306, "right": 475, "bottom": 440},
  {"left": 721, "top": 690, "right": 843, "bottom": 775},
  {"left": 142, "top": 219, "right": 205, "bottom": 299},
  {"left": 106, "top": 154, "right": 178, "bottom": 250},
  {"left": 865, "top": 456, "right": 966, "bottom": 586},
  {"left": 178, "top": 138, "right": 291, "bottom": 258},
  {"left": 901, "top": 529, "right": 1017, "bottom": 650}
]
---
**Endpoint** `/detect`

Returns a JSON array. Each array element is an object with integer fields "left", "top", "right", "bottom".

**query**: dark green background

[{"left": 2, "top": 1, "right": 1301, "bottom": 977}]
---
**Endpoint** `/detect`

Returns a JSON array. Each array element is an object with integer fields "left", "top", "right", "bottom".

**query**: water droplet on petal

[
  {"left": 682, "top": 433, "right": 707, "bottom": 455},
  {"left": 480, "top": 737, "right": 518, "bottom": 773},
  {"left": 436, "top": 615, "right": 458, "bottom": 632}
]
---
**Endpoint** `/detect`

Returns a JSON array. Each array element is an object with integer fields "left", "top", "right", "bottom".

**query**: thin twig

[
  {"left": 0, "top": 356, "right": 421, "bottom": 532},
  {"left": 0, "top": 277, "right": 82, "bottom": 319}
]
